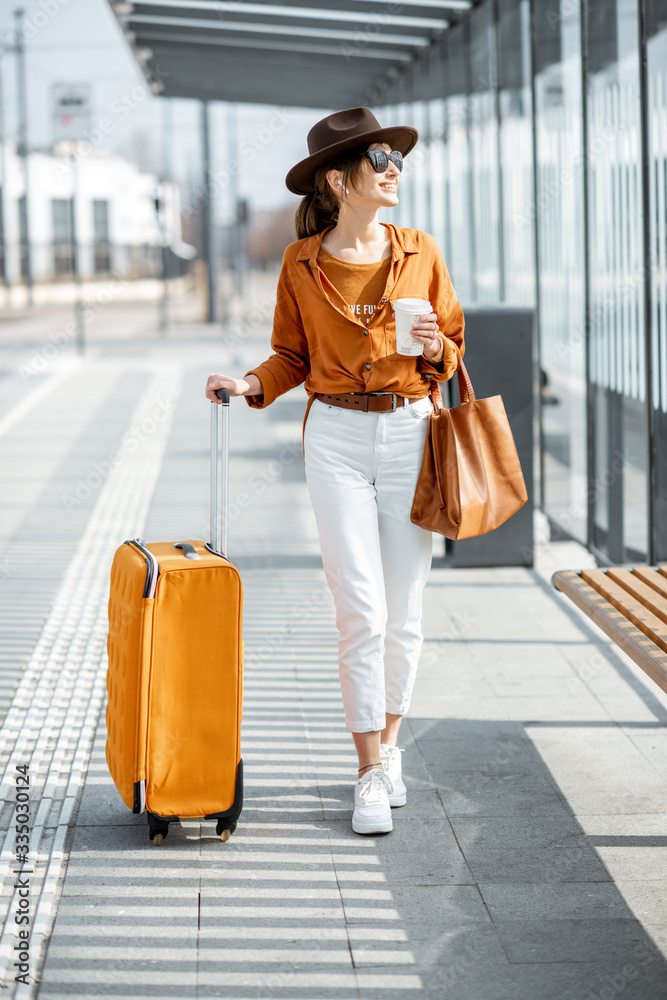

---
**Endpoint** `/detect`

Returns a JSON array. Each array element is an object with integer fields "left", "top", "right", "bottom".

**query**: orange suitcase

[{"left": 106, "top": 390, "right": 243, "bottom": 844}]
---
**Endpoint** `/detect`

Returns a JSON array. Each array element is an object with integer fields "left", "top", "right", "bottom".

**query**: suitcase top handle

[
  {"left": 215, "top": 388, "right": 230, "bottom": 404},
  {"left": 174, "top": 542, "right": 201, "bottom": 560}
]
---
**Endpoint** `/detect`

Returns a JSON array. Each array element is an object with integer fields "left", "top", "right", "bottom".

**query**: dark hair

[{"left": 294, "top": 145, "right": 368, "bottom": 240}]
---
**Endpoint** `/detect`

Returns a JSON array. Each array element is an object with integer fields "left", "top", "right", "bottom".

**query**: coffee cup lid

[{"left": 394, "top": 298, "right": 431, "bottom": 311}]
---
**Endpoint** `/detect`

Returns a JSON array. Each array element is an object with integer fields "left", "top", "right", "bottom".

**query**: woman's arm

[
  {"left": 417, "top": 235, "right": 465, "bottom": 381},
  {"left": 204, "top": 248, "right": 309, "bottom": 406},
  {"left": 242, "top": 251, "right": 310, "bottom": 408}
]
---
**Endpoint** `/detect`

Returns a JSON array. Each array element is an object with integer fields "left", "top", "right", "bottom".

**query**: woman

[{"left": 206, "top": 107, "right": 465, "bottom": 836}]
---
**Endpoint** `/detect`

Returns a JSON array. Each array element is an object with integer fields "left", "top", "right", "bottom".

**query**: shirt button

[
  {"left": 365, "top": 363, "right": 371, "bottom": 370},
  {"left": 363, "top": 329, "right": 369, "bottom": 336}
]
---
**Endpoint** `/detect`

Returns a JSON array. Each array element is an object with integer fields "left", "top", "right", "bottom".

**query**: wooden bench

[{"left": 551, "top": 565, "right": 667, "bottom": 696}]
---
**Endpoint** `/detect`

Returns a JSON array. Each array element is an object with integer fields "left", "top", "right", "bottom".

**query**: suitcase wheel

[
  {"left": 216, "top": 820, "right": 237, "bottom": 841},
  {"left": 147, "top": 812, "right": 170, "bottom": 845}
]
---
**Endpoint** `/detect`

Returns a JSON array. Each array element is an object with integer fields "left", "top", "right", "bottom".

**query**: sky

[{"left": 0, "top": 0, "right": 330, "bottom": 222}]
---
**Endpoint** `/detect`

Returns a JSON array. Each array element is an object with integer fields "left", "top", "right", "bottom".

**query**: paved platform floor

[{"left": 0, "top": 294, "right": 666, "bottom": 999}]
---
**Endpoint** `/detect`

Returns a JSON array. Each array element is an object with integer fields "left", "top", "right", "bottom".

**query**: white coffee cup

[{"left": 394, "top": 298, "right": 432, "bottom": 356}]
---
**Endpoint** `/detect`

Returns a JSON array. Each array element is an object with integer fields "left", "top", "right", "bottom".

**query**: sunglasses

[{"left": 365, "top": 149, "right": 404, "bottom": 173}]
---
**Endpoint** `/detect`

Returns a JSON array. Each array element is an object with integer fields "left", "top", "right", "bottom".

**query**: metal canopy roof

[{"left": 109, "top": 0, "right": 473, "bottom": 107}]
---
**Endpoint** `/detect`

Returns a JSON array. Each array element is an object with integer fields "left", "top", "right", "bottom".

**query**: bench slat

[
  {"left": 581, "top": 568, "right": 667, "bottom": 654},
  {"left": 631, "top": 567, "right": 667, "bottom": 601},
  {"left": 606, "top": 567, "right": 667, "bottom": 627},
  {"left": 552, "top": 570, "right": 667, "bottom": 695}
]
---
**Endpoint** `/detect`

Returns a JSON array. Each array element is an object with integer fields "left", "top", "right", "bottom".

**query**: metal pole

[
  {"left": 227, "top": 103, "right": 246, "bottom": 299},
  {"left": 14, "top": 8, "right": 32, "bottom": 306},
  {"left": 158, "top": 225, "right": 168, "bottom": 335},
  {"left": 154, "top": 180, "right": 168, "bottom": 336},
  {"left": 220, "top": 397, "right": 229, "bottom": 557},
  {"left": 493, "top": 0, "right": 505, "bottom": 304},
  {"left": 637, "top": 0, "right": 656, "bottom": 562},
  {"left": 210, "top": 393, "right": 229, "bottom": 555},
  {"left": 158, "top": 98, "right": 172, "bottom": 335},
  {"left": 0, "top": 50, "right": 10, "bottom": 305},
  {"left": 200, "top": 99, "right": 217, "bottom": 322},
  {"left": 71, "top": 157, "right": 84, "bottom": 353},
  {"left": 528, "top": 0, "right": 545, "bottom": 518},
  {"left": 210, "top": 401, "right": 220, "bottom": 550},
  {"left": 463, "top": 18, "right": 476, "bottom": 303},
  {"left": 579, "top": 0, "right": 594, "bottom": 555}
]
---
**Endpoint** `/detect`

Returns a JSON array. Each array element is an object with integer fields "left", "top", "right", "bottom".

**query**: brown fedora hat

[{"left": 285, "top": 107, "right": 418, "bottom": 196}]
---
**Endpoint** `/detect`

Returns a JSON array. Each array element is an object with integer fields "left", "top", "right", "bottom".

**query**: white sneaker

[
  {"left": 380, "top": 744, "right": 407, "bottom": 807},
  {"left": 352, "top": 768, "right": 393, "bottom": 835}
]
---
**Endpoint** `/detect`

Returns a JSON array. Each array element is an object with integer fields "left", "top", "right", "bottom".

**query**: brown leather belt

[{"left": 314, "top": 391, "right": 424, "bottom": 413}]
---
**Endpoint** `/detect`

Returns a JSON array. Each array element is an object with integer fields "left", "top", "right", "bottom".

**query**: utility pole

[
  {"left": 153, "top": 179, "right": 167, "bottom": 335},
  {"left": 52, "top": 84, "right": 91, "bottom": 353},
  {"left": 227, "top": 103, "right": 242, "bottom": 300},
  {"left": 201, "top": 100, "right": 217, "bottom": 323},
  {"left": 71, "top": 156, "right": 84, "bottom": 353},
  {"left": 158, "top": 97, "right": 172, "bottom": 335},
  {"left": 0, "top": 49, "right": 10, "bottom": 305},
  {"left": 14, "top": 8, "right": 33, "bottom": 306}
]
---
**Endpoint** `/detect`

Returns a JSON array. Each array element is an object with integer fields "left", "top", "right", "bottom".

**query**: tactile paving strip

[{"left": 0, "top": 366, "right": 182, "bottom": 997}]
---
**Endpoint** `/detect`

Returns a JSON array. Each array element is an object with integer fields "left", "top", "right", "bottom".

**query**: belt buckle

[{"left": 368, "top": 391, "right": 397, "bottom": 412}]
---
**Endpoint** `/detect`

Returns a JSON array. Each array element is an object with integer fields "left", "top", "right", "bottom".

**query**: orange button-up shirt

[{"left": 244, "top": 222, "right": 465, "bottom": 446}]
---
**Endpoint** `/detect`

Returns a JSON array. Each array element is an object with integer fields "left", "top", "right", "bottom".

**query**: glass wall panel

[
  {"left": 646, "top": 0, "right": 667, "bottom": 559},
  {"left": 445, "top": 21, "right": 474, "bottom": 303},
  {"left": 498, "top": 0, "right": 535, "bottom": 305},
  {"left": 395, "top": 77, "right": 414, "bottom": 229},
  {"left": 533, "top": 0, "right": 587, "bottom": 542},
  {"left": 375, "top": 102, "right": 390, "bottom": 228},
  {"left": 469, "top": 1, "right": 501, "bottom": 301},
  {"left": 587, "top": 0, "right": 649, "bottom": 560},
  {"left": 428, "top": 45, "right": 448, "bottom": 255},
  {"left": 409, "top": 59, "right": 430, "bottom": 234}
]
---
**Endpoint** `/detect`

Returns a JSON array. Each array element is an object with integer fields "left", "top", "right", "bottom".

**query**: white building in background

[{"left": 0, "top": 140, "right": 192, "bottom": 295}]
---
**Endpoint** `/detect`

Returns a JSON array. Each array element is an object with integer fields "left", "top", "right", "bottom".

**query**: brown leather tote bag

[{"left": 410, "top": 361, "right": 528, "bottom": 539}]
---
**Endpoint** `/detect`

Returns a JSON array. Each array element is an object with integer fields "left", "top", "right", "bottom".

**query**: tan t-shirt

[
  {"left": 317, "top": 246, "right": 443, "bottom": 361},
  {"left": 317, "top": 246, "right": 391, "bottom": 325}
]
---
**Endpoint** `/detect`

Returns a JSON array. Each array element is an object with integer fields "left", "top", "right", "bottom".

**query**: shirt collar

[{"left": 295, "top": 222, "right": 420, "bottom": 268}]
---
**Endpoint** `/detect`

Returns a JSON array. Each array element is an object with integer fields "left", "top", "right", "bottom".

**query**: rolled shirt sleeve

[
  {"left": 244, "top": 251, "right": 310, "bottom": 409},
  {"left": 417, "top": 234, "right": 465, "bottom": 383}
]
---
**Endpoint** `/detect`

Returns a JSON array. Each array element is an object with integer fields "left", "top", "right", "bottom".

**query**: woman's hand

[
  {"left": 205, "top": 373, "right": 261, "bottom": 402},
  {"left": 409, "top": 312, "right": 443, "bottom": 361}
]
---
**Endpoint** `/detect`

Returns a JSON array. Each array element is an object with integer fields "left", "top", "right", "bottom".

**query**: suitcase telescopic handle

[{"left": 210, "top": 388, "right": 230, "bottom": 555}]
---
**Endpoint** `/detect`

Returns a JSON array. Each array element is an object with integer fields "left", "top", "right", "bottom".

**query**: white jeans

[{"left": 304, "top": 394, "right": 434, "bottom": 733}]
